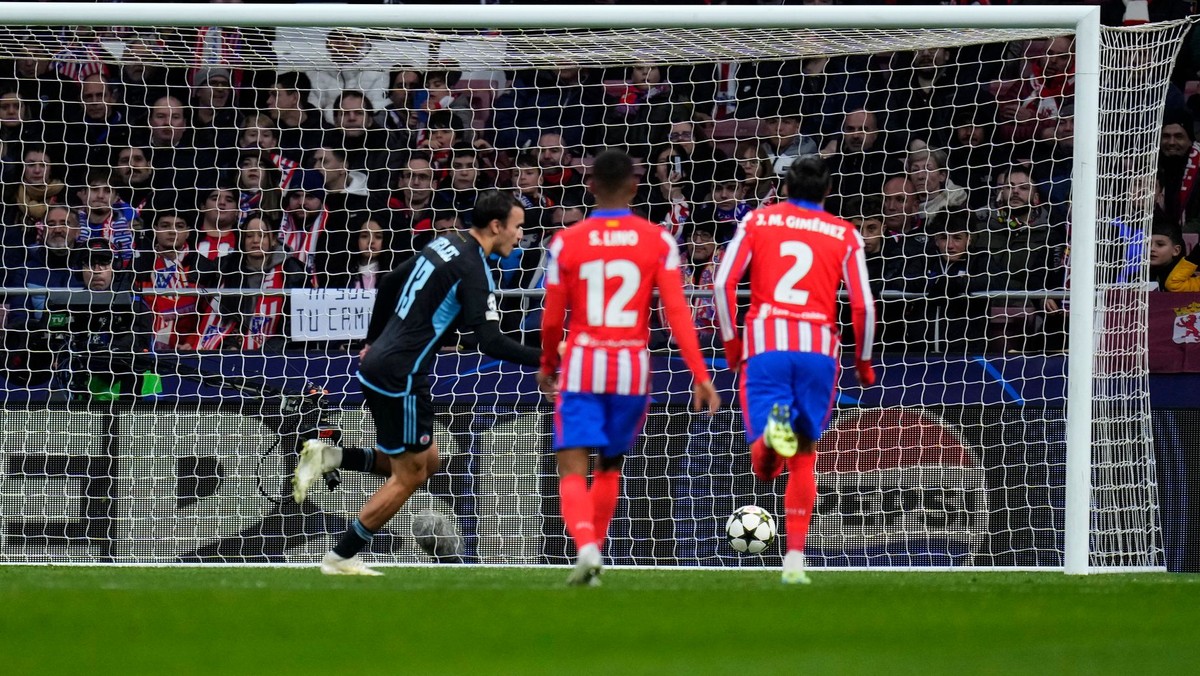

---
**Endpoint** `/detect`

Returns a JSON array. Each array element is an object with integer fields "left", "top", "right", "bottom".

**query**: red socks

[
  {"left": 783, "top": 452, "right": 817, "bottom": 551},
  {"left": 590, "top": 470, "right": 621, "bottom": 550},
  {"left": 750, "top": 437, "right": 784, "bottom": 482},
  {"left": 559, "top": 474, "right": 596, "bottom": 549}
]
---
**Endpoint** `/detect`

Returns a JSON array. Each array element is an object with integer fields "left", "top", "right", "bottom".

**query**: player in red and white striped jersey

[
  {"left": 539, "top": 149, "right": 720, "bottom": 586},
  {"left": 714, "top": 155, "right": 876, "bottom": 584}
]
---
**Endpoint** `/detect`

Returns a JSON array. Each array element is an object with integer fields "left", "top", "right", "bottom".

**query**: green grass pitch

[{"left": 1, "top": 567, "right": 1196, "bottom": 675}]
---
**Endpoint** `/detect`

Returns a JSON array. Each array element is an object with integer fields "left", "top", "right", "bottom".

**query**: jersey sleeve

[
  {"left": 842, "top": 230, "right": 877, "bottom": 361},
  {"left": 713, "top": 214, "right": 754, "bottom": 342},
  {"left": 457, "top": 253, "right": 500, "bottom": 330},
  {"left": 539, "top": 234, "right": 568, "bottom": 375},
  {"left": 654, "top": 230, "right": 711, "bottom": 384}
]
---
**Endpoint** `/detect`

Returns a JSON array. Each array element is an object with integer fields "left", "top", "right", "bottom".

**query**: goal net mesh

[{"left": 0, "top": 16, "right": 1184, "bottom": 568}]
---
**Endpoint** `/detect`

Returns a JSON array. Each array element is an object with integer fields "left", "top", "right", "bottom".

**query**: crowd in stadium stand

[{"left": 0, "top": 2, "right": 1197, "bottom": 377}]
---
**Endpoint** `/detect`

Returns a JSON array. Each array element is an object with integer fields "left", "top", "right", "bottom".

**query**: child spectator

[
  {"left": 198, "top": 212, "right": 308, "bottom": 352},
  {"left": 512, "top": 152, "right": 555, "bottom": 231},
  {"left": 133, "top": 210, "right": 208, "bottom": 351},
  {"left": 75, "top": 171, "right": 136, "bottom": 270},
  {"left": 432, "top": 147, "right": 487, "bottom": 223},
  {"left": 237, "top": 150, "right": 284, "bottom": 219},
  {"left": 194, "top": 186, "right": 241, "bottom": 261},
  {"left": 678, "top": 220, "right": 725, "bottom": 351},
  {"left": 9, "top": 145, "right": 65, "bottom": 229},
  {"left": 1150, "top": 220, "right": 1184, "bottom": 291}
]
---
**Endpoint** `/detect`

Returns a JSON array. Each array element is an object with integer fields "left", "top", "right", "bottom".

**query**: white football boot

[{"left": 293, "top": 439, "right": 342, "bottom": 503}]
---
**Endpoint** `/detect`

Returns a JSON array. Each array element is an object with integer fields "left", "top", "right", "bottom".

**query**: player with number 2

[
  {"left": 714, "top": 155, "right": 876, "bottom": 585},
  {"left": 538, "top": 149, "right": 720, "bottom": 587}
]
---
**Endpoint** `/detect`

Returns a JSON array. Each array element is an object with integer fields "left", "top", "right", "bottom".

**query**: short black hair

[
  {"left": 590, "top": 149, "right": 635, "bottom": 196},
  {"left": 784, "top": 155, "right": 832, "bottom": 203},
  {"left": 927, "top": 209, "right": 971, "bottom": 236},
  {"left": 472, "top": 189, "right": 521, "bottom": 230}
]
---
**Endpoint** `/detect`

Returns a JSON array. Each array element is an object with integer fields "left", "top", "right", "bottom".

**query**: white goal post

[{"left": 0, "top": 2, "right": 1186, "bottom": 572}]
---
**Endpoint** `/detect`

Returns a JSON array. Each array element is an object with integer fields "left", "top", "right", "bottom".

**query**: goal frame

[{"left": 0, "top": 2, "right": 1111, "bottom": 573}]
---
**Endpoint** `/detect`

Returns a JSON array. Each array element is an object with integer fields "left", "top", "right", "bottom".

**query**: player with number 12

[
  {"left": 714, "top": 155, "right": 877, "bottom": 585},
  {"left": 538, "top": 149, "right": 721, "bottom": 586}
]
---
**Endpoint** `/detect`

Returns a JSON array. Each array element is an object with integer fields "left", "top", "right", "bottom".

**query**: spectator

[
  {"left": 872, "top": 48, "right": 974, "bottom": 148},
  {"left": 111, "top": 145, "right": 155, "bottom": 227},
  {"left": 8, "top": 145, "right": 65, "bottom": 230},
  {"left": 1158, "top": 107, "right": 1200, "bottom": 231},
  {"left": 922, "top": 211, "right": 1007, "bottom": 354},
  {"left": 329, "top": 89, "right": 389, "bottom": 177},
  {"left": 881, "top": 174, "right": 923, "bottom": 238},
  {"left": 512, "top": 152, "right": 555, "bottom": 231},
  {"left": 973, "top": 166, "right": 1065, "bottom": 293},
  {"left": 432, "top": 210, "right": 464, "bottom": 235},
  {"left": 132, "top": 209, "right": 208, "bottom": 351},
  {"left": 189, "top": 67, "right": 240, "bottom": 168},
  {"left": 1150, "top": 219, "right": 1184, "bottom": 291},
  {"left": 690, "top": 162, "right": 751, "bottom": 245},
  {"left": 3, "top": 205, "right": 82, "bottom": 339},
  {"left": 312, "top": 147, "right": 370, "bottom": 286},
  {"left": 141, "top": 94, "right": 218, "bottom": 211},
  {"left": 385, "top": 152, "right": 436, "bottom": 244},
  {"left": 62, "top": 73, "right": 127, "bottom": 171},
  {"left": 1031, "top": 104, "right": 1075, "bottom": 226},
  {"left": 381, "top": 67, "right": 420, "bottom": 146},
  {"left": 761, "top": 95, "right": 818, "bottom": 176},
  {"left": 420, "top": 108, "right": 466, "bottom": 171},
  {"left": 65, "top": 237, "right": 153, "bottom": 402},
  {"left": 602, "top": 63, "right": 670, "bottom": 156},
  {"left": 346, "top": 215, "right": 393, "bottom": 290},
  {"left": 634, "top": 143, "right": 689, "bottom": 230},
  {"left": 537, "top": 130, "right": 586, "bottom": 206},
  {"left": 1024, "top": 37, "right": 1076, "bottom": 123},
  {"left": 266, "top": 71, "right": 328, "bottom": 164},
  {"left": 198, "top": 212, "right": 308, "bottom": 352},
  {"left": 418, "top": 64, "right": 472, "bottom": 131},
  {"left": 305, "top": 29, "right": 388, "bottom": 123},
  {"left": 658, "top": 116, "right": 727, "bottom": 202},
  {"left": 907, "top": 148, "right": 967, "bottom": 221},
  {"left": 432, "top": 147, "right": 487, "bottom": 223},
  {"left": 236, "top": 150, "right": 284, "bottom": 219},
  {"left": 194, "top": 186, "right": 241, "bottom": 261},
  {"left": 945, "top": 105, "right": 1000, "bottom": 210},
  {"left": 841, "top": 196, "right": 889, "bottom": 295},
  {"left": 678, "top": 219, "right": 725, "bottom": 351},
  {"left": 237, "top": 113, "right": 301, "bottom": 191},
  {"left": 493, "top": 66, "right": 604, "bottom": 152},
  {"left": 278, "top": 179, "right": 327, "bottom": 274},
  {"left": 823, "top": 108, "right": 898, "bottom": 214},
  {"left": 75, "top": 171, "right": 136, "bottom": 270},
  {"left": 734, "top": 140, "right": 778, "bottom": 207}
]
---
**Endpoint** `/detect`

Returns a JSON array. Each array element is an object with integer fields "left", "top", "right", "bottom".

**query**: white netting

[{"left": 0, "top": 13, "right": 1179, "bottom": 568}]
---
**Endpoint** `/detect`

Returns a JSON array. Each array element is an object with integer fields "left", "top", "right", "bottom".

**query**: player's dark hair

[
  {"left": 590, "top": 149, "right": 635, "bottom": 196},
  {"left": 472, "top": 189, "right": 521, "bottom": 230},
  {"left": 784, "top": 155, "right": 832, "bottom": 203}
]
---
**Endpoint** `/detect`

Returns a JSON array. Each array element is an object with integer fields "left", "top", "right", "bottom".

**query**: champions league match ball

[{"left": 725, "top": 505, "right": 777, "bottom": 554}]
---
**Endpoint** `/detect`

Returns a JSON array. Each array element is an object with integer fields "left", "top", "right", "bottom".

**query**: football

[{"left": 726, "top": 505, "right": 777, "bottom": 554}]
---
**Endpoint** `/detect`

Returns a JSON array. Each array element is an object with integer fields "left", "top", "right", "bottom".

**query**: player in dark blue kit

[{"left": 294, "top": 190, "right": 542, "bottom": 575}]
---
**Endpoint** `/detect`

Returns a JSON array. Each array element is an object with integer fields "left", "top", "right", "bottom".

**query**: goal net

[{"left": 0, "top": 6, "right": 1183, "bottom": 570}]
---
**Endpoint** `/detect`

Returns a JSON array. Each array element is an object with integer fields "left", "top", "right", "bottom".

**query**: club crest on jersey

[
  {"left": 588, "top": 230, "right": 639, "bottom": 247},
  {"left": 419, "top": 434, "right": 431, "bottom": 445}
]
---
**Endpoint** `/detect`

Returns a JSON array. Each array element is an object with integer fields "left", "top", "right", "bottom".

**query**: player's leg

[
  {"left": 553, "top": 391, "right": 608, "bottom": 586},
  {"left": 741, "top": 353, "right": 794, "bottom": 481},
  {"left": 322, "top": 386, "right": 439, "bottom": 576},
  {"left": 779, "top": 352, "right": 837, "bottom": 585},
  {"left": 590, "top": 394, "right": 649, "bottom": 552}
]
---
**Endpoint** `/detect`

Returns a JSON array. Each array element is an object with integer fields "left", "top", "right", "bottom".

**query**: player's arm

[
  {"left": 712, "top": 217, "right": 753, "bottom": 369},
  {"left": 655, "top": 231, "right": 720, "bottom": 414},
  {"left": 538, "top": 236, "right": 567, "bottom": 378},
  {"left": 458, "top": 260, "right": 540, "bottom": 367},
  {"left": 843, "top": 232, "right": 878, "bottom": 386},
  {"left": 363, "top": 263, "right": 409, "bottom": 350}
]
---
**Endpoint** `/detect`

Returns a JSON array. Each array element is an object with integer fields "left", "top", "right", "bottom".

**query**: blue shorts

[
  {"left": 740, "top": 351, "right": 838, "bottom": 444},
  {"left": 553, "top": 392, "right": 650, "bottom": 458}
]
